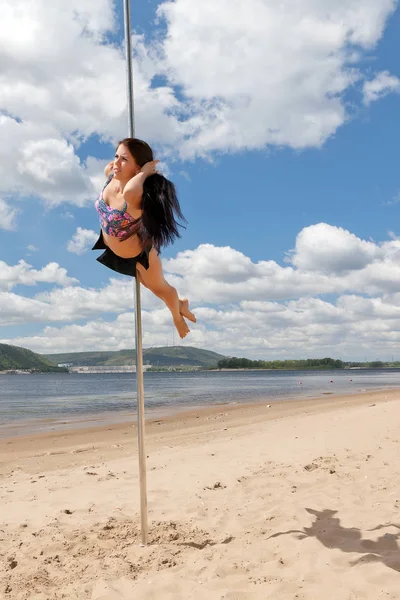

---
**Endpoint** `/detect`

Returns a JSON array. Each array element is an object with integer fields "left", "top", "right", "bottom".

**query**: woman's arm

[
  {"left": 104, "top": 161, "right": 114, "bottom": 177},
  {"left": 123, "top": 160, "right": 159, "bottom": 206}
]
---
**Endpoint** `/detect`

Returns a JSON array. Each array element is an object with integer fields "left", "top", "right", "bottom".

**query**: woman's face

[{"left": 113, "top": 144, "right": 140, "bottom": 181}]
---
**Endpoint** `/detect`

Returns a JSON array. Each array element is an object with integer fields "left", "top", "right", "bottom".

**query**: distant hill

[
  {"left": 0, "top": 344, "right": 68, "bottom": 372},
  {"left": 44, "top": 346, "right": 226, "bottom": 368}
]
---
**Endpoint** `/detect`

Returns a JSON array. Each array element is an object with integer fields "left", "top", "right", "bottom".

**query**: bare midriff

[
  {"left": 102, "top": 228, "right": 144, "bottom": 258},
  {"left": 101, "top": 177, "right": 145, "bottom": 258}
]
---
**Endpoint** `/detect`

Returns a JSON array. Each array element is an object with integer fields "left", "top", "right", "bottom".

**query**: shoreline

[
  {"left": 1, "top": 383, "right": 398, "bottom": 442},
  {"left": 1, "top": 387, "right": 400, "bottom": 599},
  {"left": 1, "top": 387, "right": 397, "bottom": 465}
]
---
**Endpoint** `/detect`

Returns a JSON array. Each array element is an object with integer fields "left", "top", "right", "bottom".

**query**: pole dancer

[
  {"left": 92, "top": 1, "right": 195, "bottom": 544},
  {"left": 92, "top": 139, "right": 196, "bottom": 338}
]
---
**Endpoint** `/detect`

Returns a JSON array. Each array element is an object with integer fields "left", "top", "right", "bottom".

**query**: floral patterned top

[{"left": 95, "top": 174, "right": 140, "bottom": 241}]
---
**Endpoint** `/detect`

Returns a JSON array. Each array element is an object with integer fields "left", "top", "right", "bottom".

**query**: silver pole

[
  {"left": 123, "top": 0, "right": 148, "bottom": 545},
  {"left": 123, "top": 0, "right": 135, "bottom": 137}
]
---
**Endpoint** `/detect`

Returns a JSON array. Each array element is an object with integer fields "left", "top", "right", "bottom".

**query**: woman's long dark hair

[{"left": 118, "top": 138, "right": 186, "bottom": 253}]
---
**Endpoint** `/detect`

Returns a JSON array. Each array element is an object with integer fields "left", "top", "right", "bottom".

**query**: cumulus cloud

[
  {"left": 363, "top": 70, "right": 400, "bottom": 105},
  {"left": 287, "top": 223, "right": 383, "bottom": 274},
  {"left": 0, "top": 260, "right": 78, "bottom": 291},
  {"left": 4, "top": 293, "right": 400, "bottom": 360},
  {"left": 0, "top": 275, "right": 162, "bottom": 325},
  {"left": 0, "top": 309, "right": 178, "bottom": 353},
  {"left": 0, "top": 0, "right": 180, "bottom": 207},
  {"left": 3, "top": 222, "right": 400, "bottom": 359},
  {"left": 0, "top": 117, "right": 99, "bottom": 207},
  {"left": 67, "top": 227, "right": 99, "bottom": 255},
  {"left": 155, "top": 0, "right": 398, "bottom": 157},
  {"left": 2, "top": 221, "right": 395, "bottom": 326},
  {"left": 163, "top": 227, "right": 400, "bottom": 303},
  {"left": 0, "top": 0, "right": 398, "bottom": 208}
]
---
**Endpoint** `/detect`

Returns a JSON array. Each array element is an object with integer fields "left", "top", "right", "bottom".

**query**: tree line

[{"left": 216, "top": 357, "right": 398, "bottom": 370}]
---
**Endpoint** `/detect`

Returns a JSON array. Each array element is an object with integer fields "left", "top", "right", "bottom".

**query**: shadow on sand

[{"left": 269, "top": 508, "right": 400, "bottom": 572}]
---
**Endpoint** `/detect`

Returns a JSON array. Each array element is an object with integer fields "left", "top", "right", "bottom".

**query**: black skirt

[{"left": 92, "top": 230, "right": 150, "bottom": 277}]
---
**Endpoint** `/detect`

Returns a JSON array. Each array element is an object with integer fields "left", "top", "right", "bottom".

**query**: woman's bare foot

[
  {"left": 180, "top": 298, "right": 196, "bottom": 323},
  {"left": 174, "top": 314, "right": 190, "bottom": 339}
]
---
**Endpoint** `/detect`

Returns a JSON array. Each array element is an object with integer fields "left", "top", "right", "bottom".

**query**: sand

[{"left": 1, "top": 389, "right": 400, "bottom": 599}]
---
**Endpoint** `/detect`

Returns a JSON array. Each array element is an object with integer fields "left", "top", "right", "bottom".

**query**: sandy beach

[{"left": 1, "top": 389, "right": 400, "bottom": 599}]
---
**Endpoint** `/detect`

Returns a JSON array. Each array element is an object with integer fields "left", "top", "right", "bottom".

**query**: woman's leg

[
  {"left": 136, "top": 266, "right": 196, "bottom": 324},
  {"left": 138, "top": 269, "right": 196, "bottom": 323},
  {"left": 136, "top": 249, "right": 195, "bottom": 338}
]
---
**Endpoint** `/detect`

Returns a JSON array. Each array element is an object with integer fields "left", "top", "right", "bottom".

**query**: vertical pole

[
  {"left": 123, "top": 0, "right": 135, "bottom": 137},
  {"left": 123, "top": 0, "right": 148, "bottom": 545}
]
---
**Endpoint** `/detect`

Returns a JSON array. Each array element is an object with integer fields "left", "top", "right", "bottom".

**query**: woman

[{"left": 92, "top": 137, "right": 196, "bottom": 338}]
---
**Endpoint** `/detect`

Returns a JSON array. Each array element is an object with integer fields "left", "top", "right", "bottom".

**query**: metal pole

[
  {"left": 123, "top": 0, "right": 135, "bottom": 137},
  {"left": 123, "top": 0, "right": 148, "bottom": 545}
]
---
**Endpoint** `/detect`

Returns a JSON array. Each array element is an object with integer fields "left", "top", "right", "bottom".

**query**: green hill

[
  {"left": 44, "top": 346, "right": 226, "bottom": 368},
  {"left": 0, "top": 344, "right": 68, "bottom": 372}
]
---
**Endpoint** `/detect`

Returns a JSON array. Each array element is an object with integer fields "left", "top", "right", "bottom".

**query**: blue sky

[{"left": 1, "top": 0, "right": 400, "bottom": 360}]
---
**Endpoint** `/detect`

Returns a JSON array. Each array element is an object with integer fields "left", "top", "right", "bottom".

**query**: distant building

[{"left": 69, "top": 364, "right": 152, "bottom": 374}]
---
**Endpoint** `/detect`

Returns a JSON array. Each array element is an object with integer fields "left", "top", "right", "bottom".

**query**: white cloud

[
  {"left": 4, "top": 293, "right": 400, "bottom": 360},
  {"left": 67, "top": 227, "right": 99, "bottom": 255},
  {"left": 0, "top": 197, "right": 19, "bottom": 230},
  {"left": 3, "top": 222, "right": 400, "bottom": 359},
  {"left": 287, "top": 223, "right": 383, "bottom": 274},
  {"left": 0, "top": 292, "right": 59, "bottom": 325},
  {"left": 0, "top": 117, "right": 98, "bottom": 207},
  {"left": 60, "top": 211, "right": 75, "bottom": 220},
  {"left": 155, "top": 0, "right": 397, "bottom": 157},
  {"left": 0, "top": 0, "right": 398, "bottom": 208},
  {"left": 0, "top": 1, "right": 180, "bottom": 207},
  {"left": 163, "top": 229, "right": 400, "bottom": 303},
  {"left": 27, "top": 244, "right": 38, "bottom": 252},
  {"left": 0, "top": 276, "right": 162, "bottom": 325},
  {"left": 0, "top": 260, "right": 78, "bottom": 291},
  {"left": 0, "top": 309, "right": 178, "bottom": 353},
  {"left": 3, "top": 221, "right": 400, "bottom": 318},
  {"left": 363, "top": 70, "right": 400, "bottom": 105}
]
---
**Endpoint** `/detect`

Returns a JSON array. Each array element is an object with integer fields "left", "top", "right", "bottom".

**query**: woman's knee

[{"left": 137, "top": 258, "right": 175, "bottom": 297}]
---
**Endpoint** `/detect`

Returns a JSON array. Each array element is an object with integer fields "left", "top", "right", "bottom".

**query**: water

[{"left": 0, "top": 369, "right": 399, "bottom": 438}]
